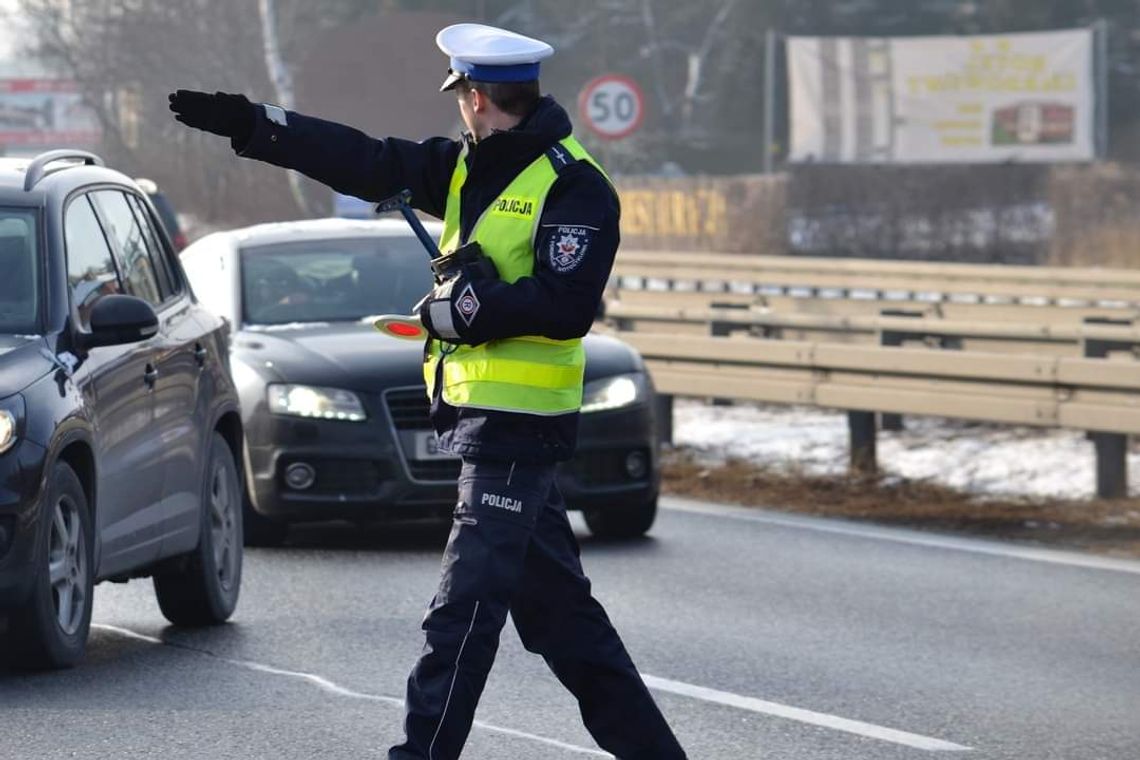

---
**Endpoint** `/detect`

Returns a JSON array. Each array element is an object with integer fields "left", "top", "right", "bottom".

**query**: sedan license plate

[{"left": 414, "top": 431, "right": 455, "bottom": 461}]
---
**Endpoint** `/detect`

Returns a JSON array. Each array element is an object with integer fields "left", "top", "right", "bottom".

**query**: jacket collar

[{"left": 463, "top": 96, "right": 572, "bottom": 165}]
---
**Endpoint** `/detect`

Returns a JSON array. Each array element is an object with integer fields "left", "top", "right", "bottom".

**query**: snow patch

[{"left": 673, "top": 400, "right": 1137, "bottom": 500}]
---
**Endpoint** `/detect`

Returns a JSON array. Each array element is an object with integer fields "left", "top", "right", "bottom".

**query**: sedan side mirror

[{"left": 82, "top": 295, "right": 159, "bottom": 349}]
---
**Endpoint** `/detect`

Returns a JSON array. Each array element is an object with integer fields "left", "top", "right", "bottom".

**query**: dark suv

[{"left": 0, "top": 151, "right": 244, "bottom": 669}]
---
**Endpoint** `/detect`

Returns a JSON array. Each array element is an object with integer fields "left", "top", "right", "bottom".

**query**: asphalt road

[{"left": 3, "top": 496, "right": 1139, "bottom": 760}]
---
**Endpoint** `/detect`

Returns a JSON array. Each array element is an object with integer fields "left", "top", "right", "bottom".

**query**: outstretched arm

[{"left": 168, "top": 90, "right": 461, "bottom": 218}]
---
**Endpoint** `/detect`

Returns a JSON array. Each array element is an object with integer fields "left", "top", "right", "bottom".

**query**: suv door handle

[
  {"left": 194, "top": 343, "right": 208, "bottom": 366},
  {"left": 144, "top": 364, "right": 159, "bottom": 388}
]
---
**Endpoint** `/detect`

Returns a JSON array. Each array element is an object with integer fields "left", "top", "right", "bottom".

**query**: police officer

[{"left": 169, "top": 22, "right": 687, "bottom": 760}]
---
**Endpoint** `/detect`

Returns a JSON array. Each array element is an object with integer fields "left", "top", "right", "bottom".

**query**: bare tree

[
  {"left": 13, "top": 0, "right": 336, "bottom": 230},
  {"left": 489, "top": 0, "right": 769, "bottom": 173},
  {"left": 257, "top": 0, "right": 312, "bottom": 216}
]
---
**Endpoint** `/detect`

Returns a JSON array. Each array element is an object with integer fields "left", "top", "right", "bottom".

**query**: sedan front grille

[
  {"left": 385, "top": 387, "right": 432, "bottom": 430},
  {"left": 384, "top": 387, "right": 461, "bottom": 483}
]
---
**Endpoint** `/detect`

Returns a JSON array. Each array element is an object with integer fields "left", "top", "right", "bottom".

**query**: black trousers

[{"left": 389, "top": 458, "right": 686, "bottom": 760}]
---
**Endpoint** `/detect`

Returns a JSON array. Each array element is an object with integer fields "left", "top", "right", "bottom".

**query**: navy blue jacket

[{"left": 235, "top": 96, "right": 620, "bottom": 463}]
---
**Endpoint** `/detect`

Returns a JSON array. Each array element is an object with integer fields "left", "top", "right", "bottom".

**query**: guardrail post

[
  {"left": 878, "top": 309, "right": 924, "bottom": 432},
  {"left": 1092, "top": 433, "right": 1127, "bottom": 499},
  {"left": 848, "top": 411, "right": 877, "bottom": 475},
  {"left": 1083, "top": 317, "right": 1134, "bottom": 499},
  {"left": 709, "top": 302, "right": 748, "bottom": 406},
  {"left": 654, "top": 393, "right": 674, "bottom": 447}
]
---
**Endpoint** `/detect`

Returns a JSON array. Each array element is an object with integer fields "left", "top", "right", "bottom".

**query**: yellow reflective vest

[{"left": 423, "top": 136, "right": 607, "bottom": 415}]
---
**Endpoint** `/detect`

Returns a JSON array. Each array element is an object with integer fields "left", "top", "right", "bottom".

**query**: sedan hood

[
  {"left": 234, "top": 322, "right": 425, "bottom": 391},
  {"left": 581, "top": 333, "right": 643, "bottom": 381},
  {"left": 234, "top": 322, "right": 646, "bottom": 391},
  {"left": 0, "top": 335, "right": 52, "bottom": 397}
]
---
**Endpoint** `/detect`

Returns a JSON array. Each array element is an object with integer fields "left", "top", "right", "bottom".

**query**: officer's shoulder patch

[{"left": 546, "top": 225, "right": 594, "bottom": 274}]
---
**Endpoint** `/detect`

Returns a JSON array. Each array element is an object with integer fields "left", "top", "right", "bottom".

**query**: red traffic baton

[{"left": 372, "top": 314, "right": 428, "bottom": 341}]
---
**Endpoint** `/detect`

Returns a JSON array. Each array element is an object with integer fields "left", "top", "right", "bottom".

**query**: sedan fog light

[
  {"left": 624, "top": 450, "right": 648, "bottom": 480},
  {"left": 284, "top": 462, "right": 316, "bottom": 491}
]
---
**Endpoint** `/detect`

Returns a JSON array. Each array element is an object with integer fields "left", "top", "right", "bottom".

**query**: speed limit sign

[{"left": 578, "top": 74, "right": 644, "bottom": 140}]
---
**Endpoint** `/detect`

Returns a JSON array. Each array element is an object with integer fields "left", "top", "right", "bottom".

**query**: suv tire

[
  {"left": 583, "top": 497, "right": 658, "bottom": 540},
  {"left": 154, "top": 433, "right": 242, "bottom": 626},
  {"left": 7, "top": 462, "right": 93, "bottom": 670}
]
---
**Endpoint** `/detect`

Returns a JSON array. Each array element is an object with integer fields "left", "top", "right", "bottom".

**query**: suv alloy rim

[
  {"left": 48, "top": 494, "right": 87, "bottom": 635},
  {"left": 210, "top": 460, "right": 238, "bottom": 592}
]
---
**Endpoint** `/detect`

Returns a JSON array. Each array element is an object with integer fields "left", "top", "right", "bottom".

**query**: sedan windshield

[
  {"left": 241, "top": 236, "right": 434, "bottom": 326},
  {"left": 0, "top": 208, "right": 40, "bottom": 335}
]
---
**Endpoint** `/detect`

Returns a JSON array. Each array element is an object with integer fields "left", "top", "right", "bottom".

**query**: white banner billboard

[
  {"left": 788, "top": 29, "right": 1096, "bottom": 164},
  {"left": 0, "top": 79, "right": 101, "bottom": 148}
]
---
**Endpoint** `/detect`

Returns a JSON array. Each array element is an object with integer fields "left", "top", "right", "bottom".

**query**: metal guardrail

[
  {"left": 621, "top": 330, "right": 1140, "bottom": 498},
  {"left": 614, "top": 251, "right": 1140, "bottom": 305},
  {"left": 610, "top": 253, "right": 1140, "bottom": 498},
  {"left": 611, "top": 252, "right": 1140, "bottom": 335},
  {"left": 607, "top": 303, "right": 1140, "bottom": 356}
]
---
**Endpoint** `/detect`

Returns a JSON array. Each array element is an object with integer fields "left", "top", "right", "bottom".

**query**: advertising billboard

[
  {"left": 788, "top": 29, "right": 1096, "bottom": 164},
  {"left": 0, "top": 79, "right": 100, "bottom": 149}
]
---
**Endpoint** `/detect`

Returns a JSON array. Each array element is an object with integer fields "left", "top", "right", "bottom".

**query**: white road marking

[
  {"left": 642, "top": 674, "right": 971, "bottom": 752},
  {"left": 93, "top": 624, "right": 611, "bottom": 758},
  {"left": 662, "top": 496, "right": 1140, "bottom": 576}
]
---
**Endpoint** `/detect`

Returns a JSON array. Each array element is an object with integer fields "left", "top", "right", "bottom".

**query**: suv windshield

[
  {"left": 241, "top": 236, "right": 433, "bottom": 326},
  {"left": 0, "top": 208, "right": 40, "bottom": 334}
]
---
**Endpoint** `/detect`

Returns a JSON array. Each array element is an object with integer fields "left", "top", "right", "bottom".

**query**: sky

[
  {"left": 0, "top": 0, "right": 17, "bottom": 60},
  {"left": 0, "top": 0, "right": 44, "bottom": 75}
]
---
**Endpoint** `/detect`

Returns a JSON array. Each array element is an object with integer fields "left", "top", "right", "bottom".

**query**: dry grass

[{"left": 661, "top": 450, "right": 1140, "bottom": 558}]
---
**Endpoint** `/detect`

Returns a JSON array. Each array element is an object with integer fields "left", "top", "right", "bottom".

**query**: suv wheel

[
  {"left": 583, "top": 497, "right": 658, "bottom": 540},
  {"left": 154, "top": 432, "right": 242, "bottom": 625},
  {"left": 7, "top": 462, "right": 93, "bottom": 669}
]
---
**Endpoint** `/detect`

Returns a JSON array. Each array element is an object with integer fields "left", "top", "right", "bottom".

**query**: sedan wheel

[
  {"left": 7, "top": 462, "right": 93, "bottom": 670},
  {"left": 154, "top": 432, "right": 243, "bottom": 626}
]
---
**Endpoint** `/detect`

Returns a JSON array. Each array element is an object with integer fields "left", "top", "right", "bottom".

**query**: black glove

[
  {"left": 417, "top": 261, "right": 498, "bottom": 344},
  {"left": 430, "top": 242, "right": 497, "bottom": 284},
  {"left": 168, "top": 90, "right": 255, "bottom": 144}
]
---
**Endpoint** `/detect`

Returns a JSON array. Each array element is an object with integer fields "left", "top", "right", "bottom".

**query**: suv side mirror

[{"left": 83, "top": 295, "right": 159, "bottom": 349}]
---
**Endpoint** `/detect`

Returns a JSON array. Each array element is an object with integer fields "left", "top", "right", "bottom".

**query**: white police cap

[{"left": 437, "top": 23, "right": 554, "bottom": 92}]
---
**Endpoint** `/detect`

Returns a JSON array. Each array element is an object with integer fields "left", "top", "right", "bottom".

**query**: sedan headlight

[
  {"left": 267, "top": 384, "right": 367, "bottom": 422},
  {"left": 580, "top": 372, "right": 649, "bottom": 414}
]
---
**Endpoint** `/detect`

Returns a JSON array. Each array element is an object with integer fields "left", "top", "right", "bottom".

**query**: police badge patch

[
  {"left": 547, "top": 225, "right": 591, "bottom": 273},
  {"left": 456, "top": 282, "right": 480, "bottom": 326}
]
